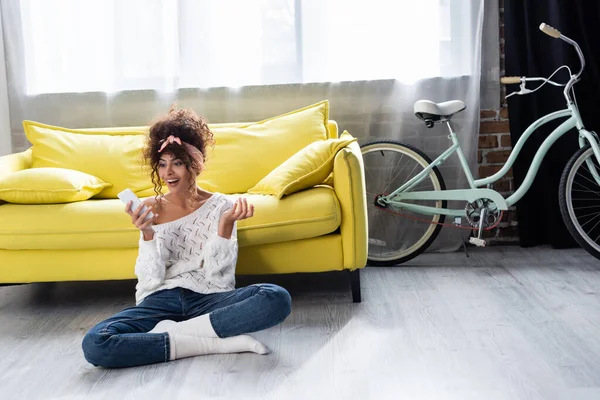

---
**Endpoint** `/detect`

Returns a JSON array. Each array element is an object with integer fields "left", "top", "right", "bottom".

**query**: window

[{"left": 18, "top": 0, "right": 474, "bottom": 95}]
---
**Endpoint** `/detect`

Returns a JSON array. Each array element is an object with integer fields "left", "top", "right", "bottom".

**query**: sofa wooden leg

[{"left": 350, "top": 269, "right": 361, "bottom": 303}]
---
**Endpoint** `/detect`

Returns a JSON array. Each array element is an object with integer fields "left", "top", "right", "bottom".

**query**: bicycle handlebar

[
  {"left": 500, "top": 76, "right": 521, "bottom": 84},
  {"left": 501, "top": 22, "right": 585, "bottom": 102},
  {"left": 540, "top": 23, "right": 561, "bottom": 38}
]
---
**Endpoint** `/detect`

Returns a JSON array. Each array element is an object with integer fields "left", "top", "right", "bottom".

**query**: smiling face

[
  {"left": 144, "top": 106, "right": 215, "bottom": 203},
  {"left": 159, "top": 152, "right": 194, "bottom": 194}
]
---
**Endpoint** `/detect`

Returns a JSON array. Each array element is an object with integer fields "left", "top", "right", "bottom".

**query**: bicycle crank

[{"left": 465, "top": 199, "right": 501, "bottom": 247}]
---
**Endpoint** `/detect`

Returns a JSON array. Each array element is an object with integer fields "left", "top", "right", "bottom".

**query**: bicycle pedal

[{"left": 469, "top": 237, "right": 487, "bottom": 247}]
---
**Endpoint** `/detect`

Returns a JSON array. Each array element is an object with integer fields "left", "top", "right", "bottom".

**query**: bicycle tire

[
  {"left": 361, "top": 140, "right": 447, "bottom": 266},
  {"left": 559, "top": 145, "right": 600, "bottom": 260}
]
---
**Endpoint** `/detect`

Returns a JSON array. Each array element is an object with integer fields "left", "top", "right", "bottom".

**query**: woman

[{"left": 82, "top": 107, "right": 292, "bottom": 368}]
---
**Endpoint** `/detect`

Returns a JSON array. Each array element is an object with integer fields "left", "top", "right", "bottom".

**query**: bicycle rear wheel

[
  {"left": 559, "top": 145, "right": 600, "bottom": 260},
  {"left": 361, "top": 140, "right": 447, "bottom": 266}
]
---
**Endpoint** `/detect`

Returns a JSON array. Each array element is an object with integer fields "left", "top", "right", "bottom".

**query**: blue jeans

[{"left": 82, "top": 284, "right": 291, "bottom": 368}]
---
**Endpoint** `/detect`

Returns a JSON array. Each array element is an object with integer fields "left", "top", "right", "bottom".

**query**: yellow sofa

[{"left": 0, "top": 101, "right": 368, "bottom": 301}]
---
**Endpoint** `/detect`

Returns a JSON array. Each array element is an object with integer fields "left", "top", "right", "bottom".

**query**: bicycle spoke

[
  {"left": 365, "top": 151, "right": 412, "bottom": 195},
  {"left": 578, "top": 211, "right": 600, "bottom": 228},
  {"left": 571, "top": 189, "right": 600, "bottom": 196},
  {"left": 387, "top": 153, "right": 407, "bottom": 186},
  {"left": 364, "top": 163, "right": 378, "bottom": 188},
  {"left": 572, "top": 179, "right": 600, "bottom": 197},
  {"left": 405, "top": 163, "right": 421, "bottom": 182},
  {"left": 386, "top": 162, "right": 421, "bottom": 194},
  {"left": 589, "top": 221, "right": 600, "bottom": 240},
  {"left": 584, "top": 214, "right": 600, "bottom": 235},
  {"left": 388, "top": 154, "right": 415, "bottom": 188},
  {"left": 575, "top": 170, "right": 600, "bottom": 191},
  {"left": 573, "top": 205, "right": 600, "bottom": 210},
  {"left": 575, "top": 208, "right": 600, "bottom": 221},
  {"left": 364, "top": 166, "right": 389, "bottom": 195},
  {"left": 581, "top": 159, "right": 600, "bottom": 175}
]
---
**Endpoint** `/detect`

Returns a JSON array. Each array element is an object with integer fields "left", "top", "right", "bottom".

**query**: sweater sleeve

[
  {"left": 202, "top": 199, "right": 239, "bottom": 289},
  {"left": 134, "top": 232, "right": 166, "bottom": 291}
]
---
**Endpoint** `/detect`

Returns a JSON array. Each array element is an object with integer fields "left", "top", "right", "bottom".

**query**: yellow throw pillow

[
  {"left": 248, "top": 131, "right": 357, "bottom": 199},
  {"left": 0, "top": 167, "right": 112, "bottom": 204},
  {"left": 199, "top": 100, "right": 331, "bottom": 194},
  {"left": 23, "top": 120, "right": 152, "bottom": 198}
]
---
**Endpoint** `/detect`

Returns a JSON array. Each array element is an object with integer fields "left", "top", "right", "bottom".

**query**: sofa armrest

[
  {"left": 333, "top": 141, "right": 368, "bottom": 270},
  {"left": 0, "top": 148, "right": 32, "bottom": 178}
]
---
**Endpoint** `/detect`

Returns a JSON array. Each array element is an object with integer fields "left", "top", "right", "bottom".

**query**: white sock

[
  {"left": 149, "top": 314, "right": 217, "bottom": 337},
  {"left": 148, "top": 316, "right": 270, "bottom": 360},
  {"left": 169, "top": 334, "right": 270, "bottom": 360}
]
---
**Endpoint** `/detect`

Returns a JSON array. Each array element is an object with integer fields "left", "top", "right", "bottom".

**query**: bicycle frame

[{"left": 381, "top": 101, "right": 600, "bottom": 218}]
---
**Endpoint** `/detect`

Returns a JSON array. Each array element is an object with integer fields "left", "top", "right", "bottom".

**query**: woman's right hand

[{"left": 125, "top": 201, "right": 156, "bottom": 241}]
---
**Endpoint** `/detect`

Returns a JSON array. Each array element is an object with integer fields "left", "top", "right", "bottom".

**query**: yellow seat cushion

[
  {"left": 0, "top": 199, "right": 140, "bottom": 250},
  {"left": 0, "top": 167, "right": 111, "bottom": 204},
  {"left": 198, "top": 100, "right": 331, "bottom": 194},
  {"left": 236, "top": 187, "right": 340, "bottom": 246},
  {"left": 23, "top": 120, "right": 152, "bottom": 199},
  {"left": 0, "top": 187, "right": 340, "bottom": 250},
  {"left": 248, "top": 131, "right": 356, "bottom": 199}
]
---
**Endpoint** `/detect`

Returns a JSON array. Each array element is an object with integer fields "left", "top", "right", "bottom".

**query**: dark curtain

[{"left": 504, "top": 0, "right": 600, "bottom": 248}]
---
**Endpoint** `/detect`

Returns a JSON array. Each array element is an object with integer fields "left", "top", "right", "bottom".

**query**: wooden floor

[{"left": 1, "top": 246, "right": 600, "bottom": 400}]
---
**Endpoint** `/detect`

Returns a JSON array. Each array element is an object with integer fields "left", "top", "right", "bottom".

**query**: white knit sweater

[{"left": 133, "top": 193, "right": 238, "bottom": 305}]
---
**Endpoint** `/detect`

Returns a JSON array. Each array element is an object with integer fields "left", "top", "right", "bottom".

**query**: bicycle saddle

[{"left": 414, "top": 100, "right": 466, "bottom": 127}]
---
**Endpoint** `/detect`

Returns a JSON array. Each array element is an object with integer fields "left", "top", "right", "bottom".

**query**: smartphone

[{"left": 117, "top": 188, "right": 154, "bottom": 222}]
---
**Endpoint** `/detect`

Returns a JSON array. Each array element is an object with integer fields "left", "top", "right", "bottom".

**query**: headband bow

[{"left": 158, "top": 135, "right": 182, "bottom": 153}]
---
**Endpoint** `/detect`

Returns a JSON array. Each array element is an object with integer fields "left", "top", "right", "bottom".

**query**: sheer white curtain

[
  {"left": 16, "top": 0, "right": 477, "bottom": 93},
  {"left": 301, "top": 0, "right": 473, "bottom": 83},
  {"left": 19, "top": 0, "right": 179, "bottom": 94},
  {"left": 1, "top": 0, "right": 491, "bottom": 252},
  {"left": 0, "top": 9, "right": 10, "bottom": 156}
]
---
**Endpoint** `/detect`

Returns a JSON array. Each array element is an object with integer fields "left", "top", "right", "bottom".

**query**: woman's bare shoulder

[
  {"left": 142, "top": 197, "right": 157, "bottom": 205},
  {"left": 142, "top": 196, "right": 160, "bottom": 212}
]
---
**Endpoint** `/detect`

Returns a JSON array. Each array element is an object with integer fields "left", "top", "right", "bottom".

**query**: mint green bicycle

[{"left": 361, "top": 23, "right": 600, "bottom": 265}]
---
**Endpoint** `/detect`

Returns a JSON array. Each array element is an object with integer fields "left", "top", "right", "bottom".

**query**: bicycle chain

[{"left": 375, "top": 199, "right": 504, "bottom": 231}]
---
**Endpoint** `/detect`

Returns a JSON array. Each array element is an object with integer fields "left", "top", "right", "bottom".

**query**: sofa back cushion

[
  {"left": 24, "top": 121, "right": 151, "bottom": 198},
  {"left": 23, "top": 100, "right": 332, "bottom": 197},
  {"left": 198, "top": 100, "right": 330, "bottom": 194}
]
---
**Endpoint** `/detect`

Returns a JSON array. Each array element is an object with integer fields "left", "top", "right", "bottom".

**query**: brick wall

[{"left": 478, "top": 2, "right": 519, "bottom": 243}]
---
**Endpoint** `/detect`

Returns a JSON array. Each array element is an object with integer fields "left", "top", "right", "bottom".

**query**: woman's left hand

[
  {"left": 222, "top": 197, "right": 254, "bottom": 222},
  {"left": 218, "top": 197, "right": 254, "bottom": 239}
]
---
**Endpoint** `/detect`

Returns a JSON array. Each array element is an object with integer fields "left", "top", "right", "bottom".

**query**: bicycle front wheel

[
  {"left": 559, "top": 145, "right": 600, "bottom": 260},
  {"left": 361, "top": 140, "right": 446, "bottom": 266}
]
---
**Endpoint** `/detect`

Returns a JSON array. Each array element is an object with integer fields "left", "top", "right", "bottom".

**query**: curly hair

[{"left": 143, "top": 105, "right": 215, "bottom": 209}]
